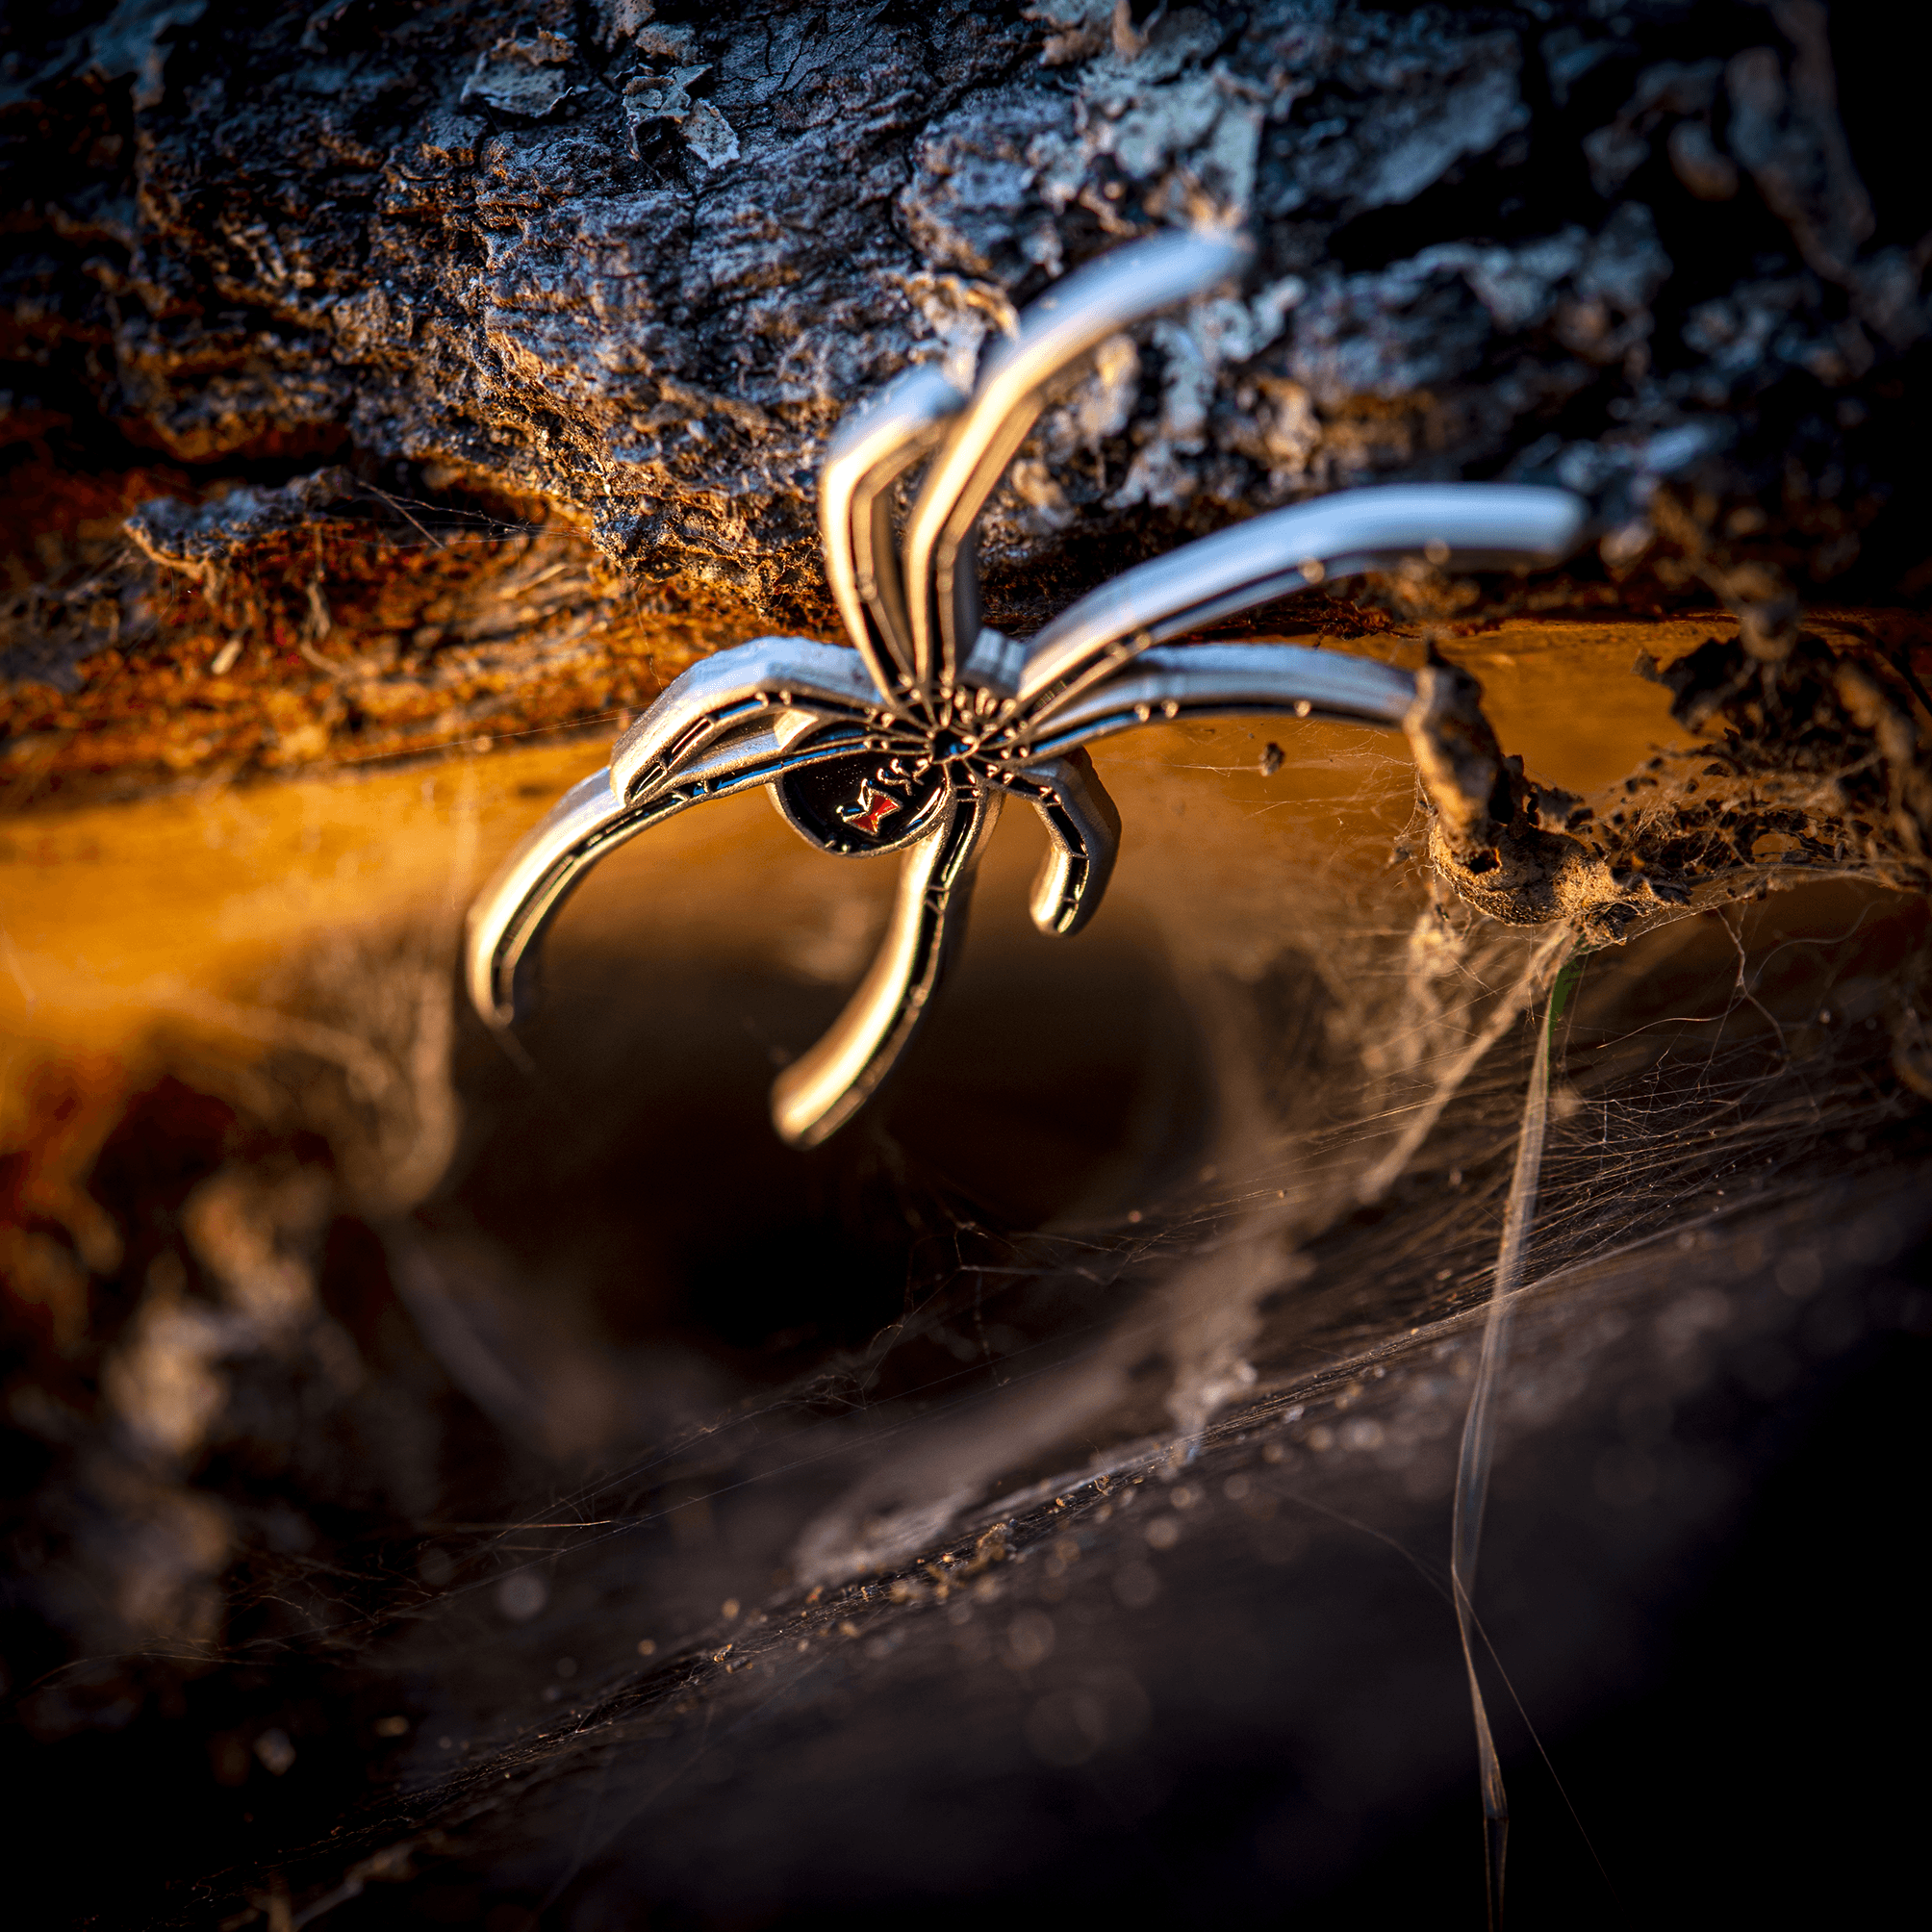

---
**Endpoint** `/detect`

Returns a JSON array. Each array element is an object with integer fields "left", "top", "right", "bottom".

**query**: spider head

[{"left": 766, "top": 678, "right": 1028, "bottom": 858}]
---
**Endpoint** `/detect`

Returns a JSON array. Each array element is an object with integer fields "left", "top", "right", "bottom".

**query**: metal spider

[{"left": 467, "top": 231, "right": 1586, "bottom": 1146}]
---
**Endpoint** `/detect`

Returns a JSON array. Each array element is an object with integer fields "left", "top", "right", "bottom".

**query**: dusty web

[
  {"left": 92, "top": 745, "right": 1918, "bottom": 1633},
  {"left": 6, "top": 551, "right": 1929, "bottom": 1921}
]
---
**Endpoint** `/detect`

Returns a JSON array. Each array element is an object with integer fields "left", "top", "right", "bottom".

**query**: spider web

[{"left": 5, "top": 533, "right": 1930, "bottom": 1923}]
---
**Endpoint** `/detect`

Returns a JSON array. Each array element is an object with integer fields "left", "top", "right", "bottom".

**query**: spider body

[
  {"left": 468, "top": 231, "right": 1588, "bottom": 1144},
  {"left": 774, "top": 709, "right": 1008, "bottom": 860}
]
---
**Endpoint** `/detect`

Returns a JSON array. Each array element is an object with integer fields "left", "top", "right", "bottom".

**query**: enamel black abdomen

[{"left": 771, "top": 751, "right": 953, "bottom": 857}]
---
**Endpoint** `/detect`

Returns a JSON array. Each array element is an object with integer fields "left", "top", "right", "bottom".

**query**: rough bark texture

[{"left": 4, "top": 0, "right": 1928, "bottom": 801}]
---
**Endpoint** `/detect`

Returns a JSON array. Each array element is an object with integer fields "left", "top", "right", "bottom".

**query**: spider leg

[
  {"left": 610, "top": 636, "right": 885, "bottom": 803},
  {"left": 1015, "top": 748, "right": 1122, "bottom": 938},
  {"left": 467, "top": 769, "right": 663, "bottom": 1030},
  {"left": 770, "top": 783, "right": 1004, "bottom": 1148},
  {"left": 1016, "top": 483, "right": 1587, "bottom": 720},
  {"left": 1020, "top": 642, "right": 1418, "bottom": 761},
  {"left": 819, "top": 364, "right": 964, "bottom": 709},
  {"left": 467, "top": 718, "right": 904, "bottom": 1031},
  {"left": 470, "top": 640, "right": 898, "bottom": 1030},
  {"left": 901, "top": 230, "right": 1249, "bottom": 700}
]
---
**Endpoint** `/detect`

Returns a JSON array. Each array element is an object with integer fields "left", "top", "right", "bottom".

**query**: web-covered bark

[{"left": 1407, "top": 606, "right": 1932, "bottom": 937}]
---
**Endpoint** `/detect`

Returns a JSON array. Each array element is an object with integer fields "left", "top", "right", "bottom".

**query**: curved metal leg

[
  {"left": 770, "top": 785, "right": 1004, "bottom": 1148},
  {"left": 817, "top": 364, "right": 964, "bottom": 703},
  {"left": 901, "top": 231, "right": 1250, "bottom": 697},
  {"left": 1016, "top": 484, "right": 1589, "bottom": 715},
  {"left": 467, "top": 769, "right": 668, "bottom": 1030},
  {"left": 1020, "top": 749, "right": 1122, "bottom": 938}
]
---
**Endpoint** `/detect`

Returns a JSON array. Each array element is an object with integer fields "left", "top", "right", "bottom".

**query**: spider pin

[{"left": 467, "top": 231, "right": 1587, "bottom": 1146}]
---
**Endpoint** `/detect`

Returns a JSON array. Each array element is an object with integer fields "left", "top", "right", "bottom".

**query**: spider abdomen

[{"left": 770, "top": 750, "right": 954, "bottom": 856}]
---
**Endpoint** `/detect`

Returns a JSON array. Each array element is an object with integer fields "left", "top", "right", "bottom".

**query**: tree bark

[{"left": 4, "top": 0, "right": 1927, "bottom": 801}]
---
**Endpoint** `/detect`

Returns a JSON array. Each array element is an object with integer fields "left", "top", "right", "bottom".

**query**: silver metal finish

[
  {"left": 1015, "top": 483, "right": 1587, "bottom": 715},
  {"left": 818, "top": 364, "right": 964, "bottom": 707},
  {"left": 901, "top": 229, "right": 1251, "bottom": 694},
  {"left": 466, "top": 232, "right": 1589, "bottom": 1146},
  {"left": 770, "top": 783, "right": 1003, "bottom": 1146}
]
